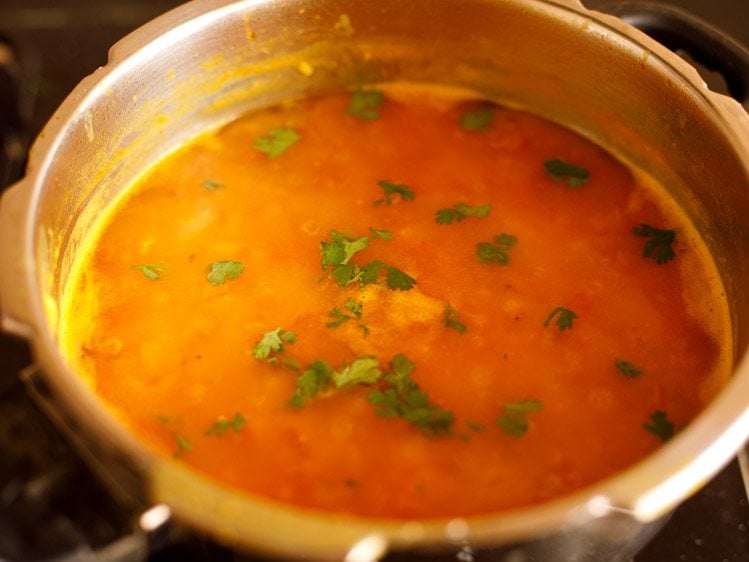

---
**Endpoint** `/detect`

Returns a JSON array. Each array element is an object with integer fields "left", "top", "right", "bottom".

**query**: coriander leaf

[
  {"left": 460, "top": 107, "right": 495, "bottom": 131},
  {"left": 326, "top": 307, "right": 355, "bottom": 328},
  {"left": 455, "top": 203, "right": 492, "bottom": 219},
  {"left": 288, "top": 356, "right": 382, "bottom": 409},
  {"left": 344, "top": 298, "right": 363, "bottom": 317},
  {"left": 320, "top": 232, "right": 370, "bottom": 287},
  {"left": 321, "top": 231, "right": 369, "bottom": 267},
  {"left": 320, "top": 231, "right": 413, "bottom": 291},
  {"left": 643, "top": 410, "right": 674, "bottom": 442},
  {"left": 444, "top": 304, "right": 467, "bottom": 334},
  {"left": 320, "top": 236, "right": 347, "bottom": 267},
  {"left": 331, "top": 263, "right": 362, "bottom": 286},
  {"left": 391, "top": 353, "right": 416, "bottom": 380},
  {"left": 253, "top": 327, "right": 296, "bottom": 359},
  {"left": 368, "top": 354, "right": 454, "bottom": 435},
  {"left": 543, "top": 307, "right": 577, "bottom": 331},
  {"left": 477, "top": 242, "right": 509, "bottom": 264},
  {"left": 497, "top": 415, "right": 528, "bottom": 437},
  {"left": 385, "top": 266, "right": 416, "bottom": 291},
  {"left": 347, "top": 89, "right": 385, "bottom": 120},
  {"left": 404, "top": 407, "right": 454, "bottom": 434},
  {"left": 436, "top": 202, "right": 492, "bottom": 225},
  {"left": 289, "top": 360, "right": 333, "bottom": 408},
  {"left": 435, "top": 208, "right": 464, "bottom": 225},
  {"left": 173, "top": 435, "right": 192, "bottom": 458},
  {"left": 503, "top": 399, "right": 544, "bottom": 415},
  {"left": 206, "top": 260, "right": 244, "bottom": 285},
  {"left": 476, "top": 233, "right": 518, "bottom": 265},
  {"left": 332, "top": 357, "right": 382, "bottom": 388},
  {"left": 369, "top": 227, "right": 393, "bottom": 240},
  {"left": 202, "top": 180, "right": 225, "bottom": 191},
  {"left": 254, "top": 127, "right": 301, "bottom": 158},
  {"left": 206, "top": 413, "right": 246, "bottom": 436},
  {"left": 632, "top": 224, "right": 676, "bottom": 264},
  {"left": 615, "top": 358, "right": 643, "bottom": 378},
  {"left": 496, "top": 399, "right": 543, "bottom": 438},
  {"left": 326, "top": 298, "right": 364, "bottom": 328},
  {"left": 494, "top": 233, "right": 518, "bottom": 247},
  {"left": 360, "top": 260, "right": 384, "bottom": 286},
  {"left": 368, "top": 388, "right": 399, "bottom": 418},
  {"left": 374, "top": 180, "right": 415, "bottom": 206},
  {"left": 339, "top": 236, "right": 369, "bottom": 264},
  {"left": 544, "top": 159, "right": 590, "bottom": 188},
  {"left": 132, "top": 263, "right": 166, "bottom": 281}
]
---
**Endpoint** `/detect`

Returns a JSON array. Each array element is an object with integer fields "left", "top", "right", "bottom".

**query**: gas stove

[{"left": 0, "top": 1, "right": 747, "bottom": 561}]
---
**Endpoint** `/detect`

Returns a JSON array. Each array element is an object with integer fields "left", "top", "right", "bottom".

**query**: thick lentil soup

[{"left": 61, "top": 87, "right": 730, "bottom": 519}]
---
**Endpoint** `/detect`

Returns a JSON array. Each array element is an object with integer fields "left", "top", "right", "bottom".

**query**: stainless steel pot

[{"left": 1, "top": 0, "right": 748, "bottom": 560}]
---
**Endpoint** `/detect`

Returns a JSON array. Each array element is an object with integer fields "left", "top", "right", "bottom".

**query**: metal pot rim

[{"left": 1, "top": 0, "right": 748, "bottom": 558}]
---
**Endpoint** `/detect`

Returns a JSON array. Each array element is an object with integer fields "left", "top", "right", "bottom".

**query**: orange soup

[{"left": 61, "top": 87, "right": 730, "bottom": 519}]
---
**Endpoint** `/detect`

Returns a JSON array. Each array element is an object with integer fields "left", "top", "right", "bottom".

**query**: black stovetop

[{"left": 0, "top": 1, "right": 747, "bottom": 561}]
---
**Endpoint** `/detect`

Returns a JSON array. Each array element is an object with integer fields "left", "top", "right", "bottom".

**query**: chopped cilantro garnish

[
  {"left": 444, "top": 304, "right": 467, "bottom": 334},
  {"left": 360, "top": 260, "right": 384, "bottom": 287},
  {"left": 544, "top": 159, "right": 590, "bottom": 188},
  {"left": 615, "top": 358, "right": 643, "bottom": 378},
  {"left": 543, "top": 307, "right": 577, "bottom": 331},
  {"left": 253, "top": 327, "right": 297, "bottom": 359},
  {"left": 374, "top": 180, "right": 415, "bottom": 206},
  {"left": 496, "top": 399, "right": 543, "bottom": 438},
  {"left": 202, "top": 180, "right": 225, "bottom": 191},
  {"left": 385, "top": 266, "right": 416, "bottom": 291},
  {"left": 368, "top": 354, "right": 454, "bottom": 435},
  {"left": 288, "top": 360, "right": 333, "bottom": 409},
  {"left": 326, "top": 298, "right": 368, "bottom": 335},
  {"left": 436, "top": 209, "right": 463, "bottom": 225},
  {"left": 327, "top": 298, "right": 362, "bottom": 327},
  {"left": 344, "top": 298, "right": 364, "bottom": 317},
  {"left": 282, "top": 352, "right": 447, "bottom": 437},
  {"left": 460, "top": 107, "right": 495, "bottom": 131},
  {"left": 320, "top": 232, "right": 415, "bottom": 291},
  {"left": 632, "top": 224, "right": 676, "bottom": 264},
  {"left": 321, "top": 231, "right": 369, "bottom": 268},
  {"left": 332, "top": 356, "right": 383, "bottom": 388},
  {"left": 436, "top": 203, "right": 492, "bottom": 225},
  {"left": 347, "top": 89, "right": 385, "bottom": 120},
  {"left": 330, "top": 263, "right": 360, "bottom": 286},
  {"left": 206, "top": 413, "right": 246, "bottom": 436},
  {"left": 288, "top": 357, "right": 382, "bottom": 408},
  {"left": 206, "top": 260, "right": 244, "bottom": 285},
  {"left": 369, "top": 227, "right": 393, "bottom": 240},
  {"left": 643, "top": 410, "right": 675, "bottom": 442},
  {"left": 157, "top": 417, "right": 192, "bottom": 457},
  {"left": 476, "top": 233, "right": 518, "bottom": 265},
  {"left": 173, "top": 434, "right": 192, "bottom": 458},
  {"left": 254, "top": 127, "right": 301, "bottom": 158},
  {"left": 132, "top": 263, "right": 166, "bottom": 281}
]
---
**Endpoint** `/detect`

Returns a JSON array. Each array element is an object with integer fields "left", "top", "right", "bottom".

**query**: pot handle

[
  {"left": 0, "top": 179, "right": 37, "bottom": 338},
  {"left": 599, "top": 1, "right": 749, "bottom": 108}
]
